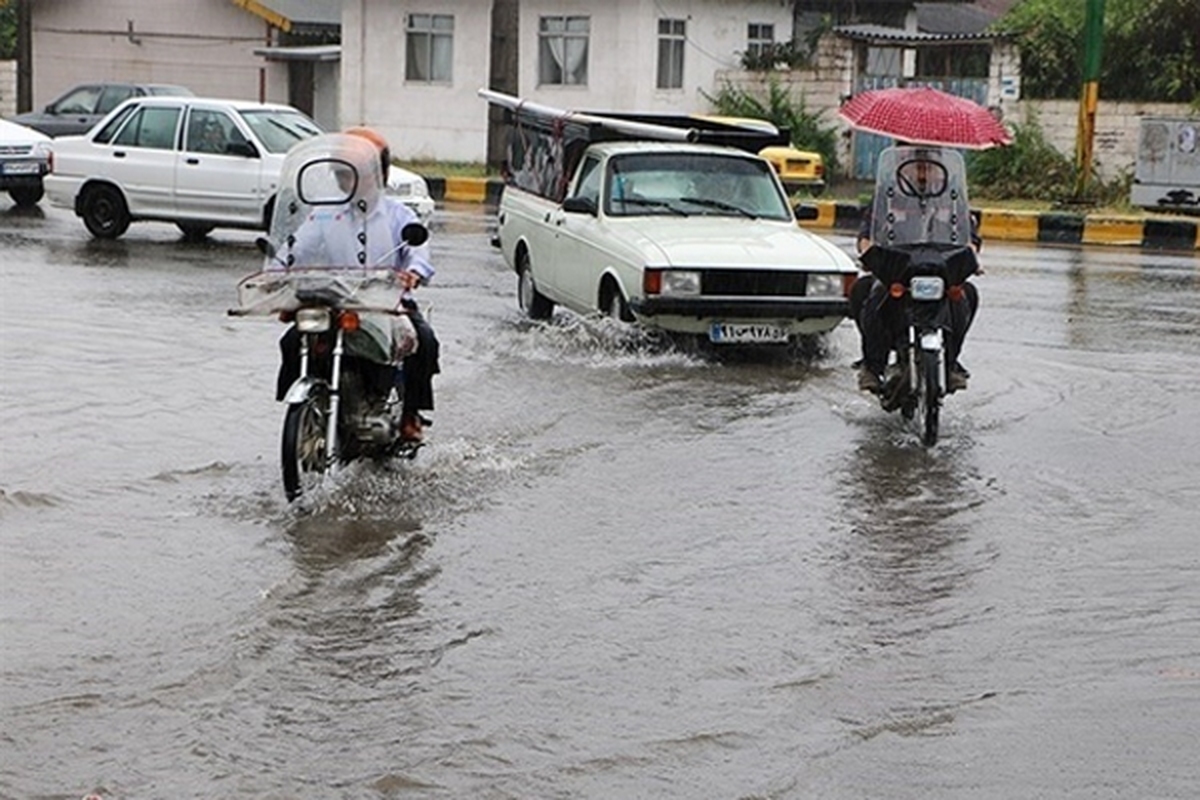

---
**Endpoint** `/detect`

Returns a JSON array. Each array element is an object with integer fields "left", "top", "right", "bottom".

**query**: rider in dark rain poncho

[{"left": 848, "top": 149, "right": 981, "bottom": 394}]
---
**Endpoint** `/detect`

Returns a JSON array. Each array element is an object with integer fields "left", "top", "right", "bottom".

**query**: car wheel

[
  {"left": 178, "top": 223, "right": 215, "bottom": 241},
  {"left": 9, "top": 185, "right": 44, "bottom": 207},
  {"left": 517, "top": 249, "right": 554, "bottom": 320},
  {"left": 81, "top": 185, "right": 131, "bottom": 240},
  {"left": 601, "top": 279, "right": 634, "bottom": 322}
]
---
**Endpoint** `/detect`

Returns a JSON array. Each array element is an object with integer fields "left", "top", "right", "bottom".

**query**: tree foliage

[
  {"left": 0, "top": 1, "right": 17, "bottom": 61},
  {"left": 704, "top": 79, "right": 841, "bottom": 177},
  {"left": 1000, "top": 0, "right": 1200, "bottom": 103}
]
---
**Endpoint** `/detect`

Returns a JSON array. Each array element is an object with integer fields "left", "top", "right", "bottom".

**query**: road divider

[{"left": 420, "top": 176, "right": 1199, "bottom": 251}]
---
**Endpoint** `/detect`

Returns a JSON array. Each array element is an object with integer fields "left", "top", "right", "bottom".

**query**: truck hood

[{"left": 618, "top": 216, "right": 856, "bottom": 272}]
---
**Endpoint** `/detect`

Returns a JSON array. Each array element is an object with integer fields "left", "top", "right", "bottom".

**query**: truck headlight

[
  {"left": 807, "top": 273, "right": 843, "bottom": 298},
  {"left": 644, "top": 269, "right": 701, "bottom": 297}
]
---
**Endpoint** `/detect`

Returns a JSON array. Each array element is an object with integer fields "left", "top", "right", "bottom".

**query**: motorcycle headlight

[
  {"left": 806, "top": 273, "right": 843, "bottom": 298},
  {"left": 295, "top": 307, "right": 332, "bottom": 333},
  {"left": 910, "top": 276, "right": 945, "bottom": 301}
]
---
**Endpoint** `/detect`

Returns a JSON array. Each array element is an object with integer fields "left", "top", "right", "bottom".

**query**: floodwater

[{"left": 2, "top": 202, "right": 1199, "bottom": 799}]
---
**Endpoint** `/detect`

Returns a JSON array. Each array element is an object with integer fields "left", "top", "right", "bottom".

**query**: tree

[
  {"left": 0, "top": 1, "right": 17, "bottom": 61},
  {"left": 1000, "top": 0, "right": 1200, "bottom": 103}
]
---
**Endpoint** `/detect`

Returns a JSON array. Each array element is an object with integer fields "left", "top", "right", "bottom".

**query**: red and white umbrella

[{"left": 839, "top": 86, "right": 1012, "bottom": 150}]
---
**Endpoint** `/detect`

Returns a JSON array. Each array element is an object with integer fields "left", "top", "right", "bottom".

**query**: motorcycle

[
  {"left": 859, "top": 145, "right": 980, "bottom": 446},
  {"left": 230, "top": 133, "right": 429, "bottom": 500}
]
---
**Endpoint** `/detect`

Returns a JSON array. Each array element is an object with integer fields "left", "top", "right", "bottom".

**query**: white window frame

[
  {"left": 406, "top": 13, "right": 454, "bottom": 83},
  {"left": 657, "top": 18, "right": 686, "bottom": 90},
  {"left": 538, "top": 15, "right": 590, "bottom": 86}
]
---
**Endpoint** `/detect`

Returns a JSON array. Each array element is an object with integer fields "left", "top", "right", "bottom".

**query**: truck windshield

[{"left": 605, "top": 152, "right": 791, "bottom": 220}]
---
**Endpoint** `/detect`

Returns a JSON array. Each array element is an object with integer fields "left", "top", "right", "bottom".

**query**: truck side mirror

[{"left": 561, "top": 195, "right": 597, "bottom": 216}]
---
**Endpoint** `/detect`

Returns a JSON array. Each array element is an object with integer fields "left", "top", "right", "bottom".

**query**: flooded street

[{"left": 3, "top": 202, "right": 1199, "bottom": 799}]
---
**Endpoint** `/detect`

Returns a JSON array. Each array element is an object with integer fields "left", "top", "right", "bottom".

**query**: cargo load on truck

[{"left": 478, "top": 89, "right": 789, "bottom": 203}]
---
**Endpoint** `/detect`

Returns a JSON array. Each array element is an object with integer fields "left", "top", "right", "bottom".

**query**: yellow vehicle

[{"left": 694, "top": 115, "right": 826, "bottom": 196}]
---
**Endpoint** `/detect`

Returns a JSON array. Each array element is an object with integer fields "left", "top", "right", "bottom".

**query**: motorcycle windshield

[
  {"left": 263, "top": 133, "right": 392, "bottom": 271},
  {"left": 870, "top": 146, "right": 972, "bottom": 249}
]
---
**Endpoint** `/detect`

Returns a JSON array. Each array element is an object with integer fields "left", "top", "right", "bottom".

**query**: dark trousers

[
  {"left": 275, "top": 300, "right": 440, "bottom": 415},
  {"left": 851, "top": 275, "right": 978, "bottom": 374}
]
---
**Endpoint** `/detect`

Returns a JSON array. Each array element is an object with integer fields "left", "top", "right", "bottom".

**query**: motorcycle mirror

[
  {"left": 255, "top": 236, "right": 276, "bottom": 258},
  {"left": 401, "top": 222, "right": 429, "bottom": 247}
]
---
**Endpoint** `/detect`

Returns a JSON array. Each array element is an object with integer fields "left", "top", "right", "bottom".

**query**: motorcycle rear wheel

[
  {"left": 282, "top": 396, "right": 330, "bottom": 501},
  {"left": 919, "top": 349, "right": 941, "bottom": 446}
]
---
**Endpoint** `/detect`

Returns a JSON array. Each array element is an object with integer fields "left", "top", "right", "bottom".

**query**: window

[
  {"left": 54, "top": 86, "right": 101, "bottom": 115},
  {"left": 539, "top": 16, "right": 589, "bottom": 86},
  {"left": 747, "top": 23, "right": 774, "bottom": 62},
  {"left": 93, "top": 104, "right": 138, "bottom": 144},
  {"left": 186, "top": 109, "right": 241, "bottom": 154},
  {"left": 97, "top": 85, "right": 136, "bottom": 114},
  {"left": 575, "top": 156, "right": 602, "bottom": 205},
  {"left": 657, "top": 19, "right": 685, "bottom": 90},
  {"left": 112, "top": 106, "right": 181, "bottom": 150},
  {"left": 406, "top": 14, "right": 454, "bottom": 82}
]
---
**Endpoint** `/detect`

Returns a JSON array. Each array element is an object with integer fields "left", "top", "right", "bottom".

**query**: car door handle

[
  {"left": 113, "top": 151, "right": 126, "bottom": 158},
  {"left": 186, "top": 158, "right": 199, "bottom": 165}
]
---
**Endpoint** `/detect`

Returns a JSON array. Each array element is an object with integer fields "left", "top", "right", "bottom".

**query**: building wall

[
  {"left": 342, "top": 0, "right": 794, "bottom": 162},
  {"left": 29, "top": 0, "right": 289, "bottom": 108},
  {"left": 0, "top": 60, "right": 16, "bottom": 118}
]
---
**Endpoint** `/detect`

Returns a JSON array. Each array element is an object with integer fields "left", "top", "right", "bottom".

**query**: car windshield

[
  {"left": 605, "top": 152, "right": 791, "bottom": 220},
  {"left": 238, "top": 109, "right": 323, "bottom": 154}
]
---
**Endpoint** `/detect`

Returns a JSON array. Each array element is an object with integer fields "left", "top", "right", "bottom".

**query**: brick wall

[{"left": 0, "top": 60, "right": 16, "bottom": 119}]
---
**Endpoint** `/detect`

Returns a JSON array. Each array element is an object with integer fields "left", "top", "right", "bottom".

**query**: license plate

[
  {"left": 2, "top": 161, "right": 42, "bottom": 175},
  {"left": 708, "top": 322, "right": 788, "bottom": 344}
]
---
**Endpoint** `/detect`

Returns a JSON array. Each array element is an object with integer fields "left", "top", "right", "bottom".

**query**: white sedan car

[
  {"left": 387, "top": 166, "right": 435, "bottom": 223},
  {"left": 44, "top": 96, "right": 323, "bottom": 239},
  {"left": 0, "top": 118, "right": 54, "bottom": 207}
]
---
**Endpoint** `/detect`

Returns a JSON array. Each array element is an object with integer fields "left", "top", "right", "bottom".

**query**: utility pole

[
  {"left": 487, "top": 0, "right": 519, "bottom": 173},
  {"left": 1073, "top": 0, "right": 1105, "bottom": 200},
  {"left": 16, "top": 0, "right": 32, "bottom": 112}
]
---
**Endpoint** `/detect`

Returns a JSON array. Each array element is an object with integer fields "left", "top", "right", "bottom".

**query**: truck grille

[
  {"left": 0, "top": 144, "right": 35, "bottom": 156},
  {"left": 702, "top": 269, "right": 808, "bottom": 297}
]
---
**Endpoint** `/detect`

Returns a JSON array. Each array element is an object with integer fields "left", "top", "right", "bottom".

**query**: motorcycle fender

[
  {"left": 282, "top": 376, "right": 321, "bottom": 405},
  {"left": 920, "top": 329, "right": 944, "bottom": 351}
]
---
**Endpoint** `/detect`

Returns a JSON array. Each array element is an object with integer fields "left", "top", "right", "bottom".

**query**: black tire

[
  {"left": 178, "top": 222, "right": 215, "bottom": 241},
  {"left": 517, "top": 249, "right": 554, "bottom": 320},
  {"left": 9, "top": 185, "right": 44, "bottom": 207},
  {"left": 920, "top": 349, "right": 941, "bottom": 446},
  {"left": 602, "top": 280, "right": 634, "bottom": 322},
  {"left": 81, "top": 184, "right": 130, "bottom": 239},
  {"left": 281, "top": 395, "right": 329, "bottom": 501}
]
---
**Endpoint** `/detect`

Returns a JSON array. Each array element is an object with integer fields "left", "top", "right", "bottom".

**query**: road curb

[{"left": 423, "top": 177, "right": 1200, "bottom": 251}]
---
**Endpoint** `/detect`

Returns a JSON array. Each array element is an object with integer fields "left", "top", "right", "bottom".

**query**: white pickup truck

[{"left": 491, "top": 101, "right": 857, "bottom": 347}]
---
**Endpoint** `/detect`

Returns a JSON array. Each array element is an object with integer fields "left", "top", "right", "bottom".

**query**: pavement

[{"left": 426, "top": 176, "right": 1200, "bottom": 252}]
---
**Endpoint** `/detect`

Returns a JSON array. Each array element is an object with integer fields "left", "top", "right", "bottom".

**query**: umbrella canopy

[{"left": 839, "top": 86, "right": 1012, "bottom": 150}]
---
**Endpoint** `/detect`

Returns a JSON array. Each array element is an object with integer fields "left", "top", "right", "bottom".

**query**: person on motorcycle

[
  {"left": 850, "top": 149, "right": 980, "bottom": 395},
  {"left": 275, "top": 128, "right": 439, "bottom": 443}
]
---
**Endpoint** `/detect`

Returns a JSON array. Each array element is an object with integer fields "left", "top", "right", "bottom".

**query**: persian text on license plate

[
  {"left": 2, "top": 162, "right": 41, "bottom": 175},
  {"left": 709, "top": 322, "right": 788, "bottom": 344}
]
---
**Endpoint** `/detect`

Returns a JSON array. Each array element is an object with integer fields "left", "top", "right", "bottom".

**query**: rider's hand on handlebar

[{"left": 398, "top": 269, "right": 422, "bottom": 290}]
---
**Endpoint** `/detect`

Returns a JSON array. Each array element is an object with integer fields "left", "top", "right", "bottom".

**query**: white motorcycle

[{"left": 230, "top": 134, "right": 428, "bottom": 500}]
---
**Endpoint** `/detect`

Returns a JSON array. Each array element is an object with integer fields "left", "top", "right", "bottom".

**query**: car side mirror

[
  {"left": 793, "top": 203, "right": 819, "bottom": 221},
  {"left": 401, "top": 222, "right": 429, "bottom": 247},
  {"left": 45, "top": 103, "right": 57, "bottom": 114},
  {"left": 562, "top": 195, "right": 597, "bottom": 216},
  {"left": 226, "top": 141, "right": 258, "bottom": 158}
]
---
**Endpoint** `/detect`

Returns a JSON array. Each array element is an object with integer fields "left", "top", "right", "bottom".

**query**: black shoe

[
  {"left": 858, "top": 366, "right": 882, "bottom": 393},
  {"left": 948, "top": 364, "right": 969, "bottom": 393}
]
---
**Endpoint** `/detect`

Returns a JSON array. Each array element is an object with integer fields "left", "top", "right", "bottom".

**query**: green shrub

[
  {"left": 703, "top": 79, "right": 841, "bottom": 178},
  {"left": 967, "top": 114, "right": 1073, "bottom": 201}
]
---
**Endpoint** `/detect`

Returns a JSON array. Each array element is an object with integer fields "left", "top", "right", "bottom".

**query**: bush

[
  {"left": 967, "top": 114, "right": 1073, "bottom": 201},
  {"left": 704, "top": 79, "right": 841, "bottom": 178}
]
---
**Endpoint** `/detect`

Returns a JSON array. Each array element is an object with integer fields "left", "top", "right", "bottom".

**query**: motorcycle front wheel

[
  {"left": 919, "top": 349, "right": 941, "bottom": 446},
  {"left": 282, "top": 395, "right": 330, "bottom": 501}
]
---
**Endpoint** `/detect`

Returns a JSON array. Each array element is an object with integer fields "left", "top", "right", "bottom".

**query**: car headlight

[
  {"left": 660, "top": 270, "right": 701, "bottom": 296},
  {"left": 806, "top": 273, "right": 844, "bottom": 298}
]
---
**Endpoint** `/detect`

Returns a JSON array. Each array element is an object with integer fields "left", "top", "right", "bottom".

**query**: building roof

[
  {"left": 230, "top": 0, "right": 340, "bottom": 33},
  {"left": 915, "top": 2, "right": 999, "bottom": 35},
  {"left": 834, "top": 23, "right": 1006, "bottom": 44}
]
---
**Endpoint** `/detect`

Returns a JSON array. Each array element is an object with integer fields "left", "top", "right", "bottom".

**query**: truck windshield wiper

[
  {"left": 613, "top": 197, "right": 688, "bottom": 216},
  {"left": 678, "top": 197, "right": 757, "bottom": 219}
]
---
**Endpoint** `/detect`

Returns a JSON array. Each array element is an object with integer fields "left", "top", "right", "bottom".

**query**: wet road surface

[{"left": 2, "top": 202, "right": 1200, "bottom": 798}]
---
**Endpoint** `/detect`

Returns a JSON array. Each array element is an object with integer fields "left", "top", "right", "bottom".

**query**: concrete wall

[
  {"left": 0, "top": 60, "right": 15, "bottom": 118},
  {"left": 28, "top": 0, "right": 289, "bottom": 108},
  {"left": 341, "top": 0, "right": 793, "bottom": 162}
]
